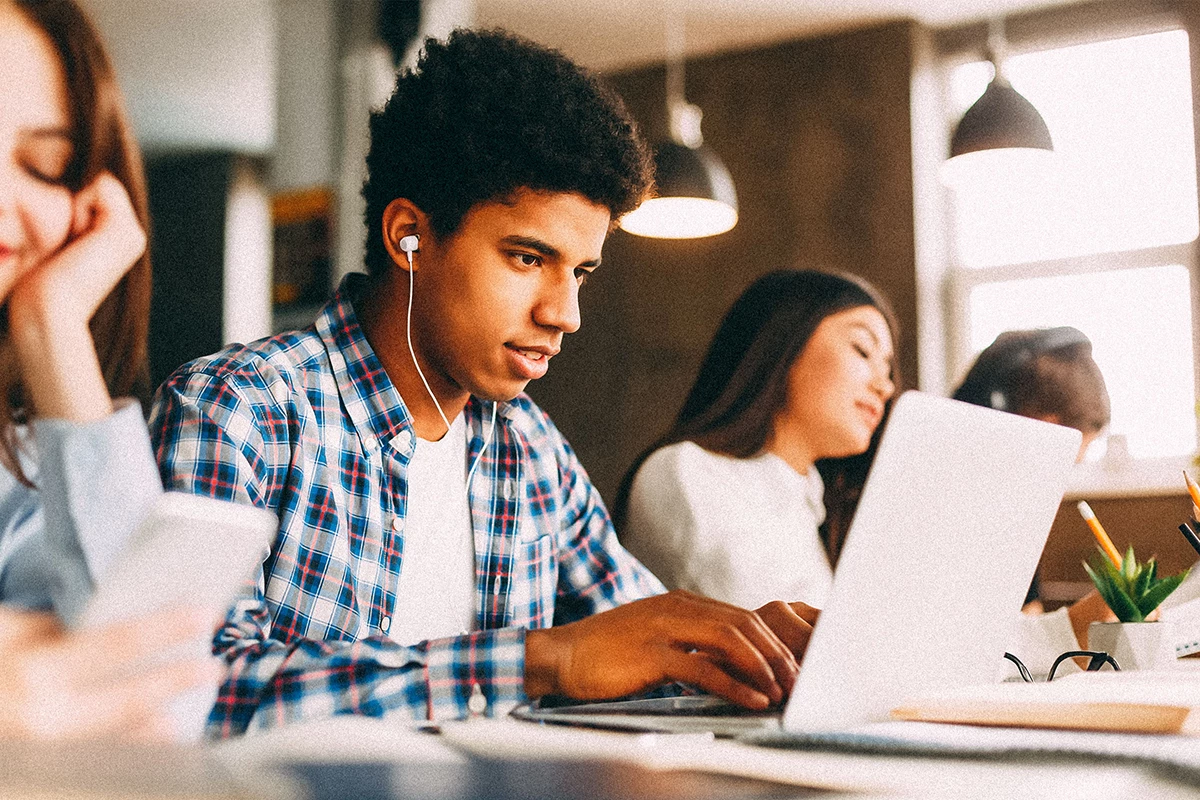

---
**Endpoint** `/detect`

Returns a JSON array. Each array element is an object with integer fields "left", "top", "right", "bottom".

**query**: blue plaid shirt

[{"left": 150, "top": 274, "right": 664, "bottom": 737}]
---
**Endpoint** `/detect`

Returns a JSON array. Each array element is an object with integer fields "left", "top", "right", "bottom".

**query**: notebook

[{"left": 514, "top": 391, "right": 1082, "bottom": 735}]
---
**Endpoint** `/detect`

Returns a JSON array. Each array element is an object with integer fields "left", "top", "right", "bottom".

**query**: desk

[
  {"left": 283, "top": 760, "right": 817, "bottom": 800},
  {"left": 6, "top": 718, "right": 1200, "bottom": 800}
]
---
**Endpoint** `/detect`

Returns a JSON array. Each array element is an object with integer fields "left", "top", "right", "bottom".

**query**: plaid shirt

[{"left": 150, "top": 274, "right": 664, "bottom": 737}]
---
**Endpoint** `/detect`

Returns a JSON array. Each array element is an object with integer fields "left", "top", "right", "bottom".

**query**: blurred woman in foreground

[{"left": 0, "top": 0, "right": 214, "bottom": 740}]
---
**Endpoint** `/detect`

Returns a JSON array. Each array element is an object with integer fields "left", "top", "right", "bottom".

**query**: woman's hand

[
  {"left": 1067, "top": 588, "right": 1119, "bottom": 648},
  {"left": 8, "top": 171, "right": 146, "bottom": 325},
  {"left": 0, "top": 605, "right": 220, "bottom": 742},
  {"left": 7, "top": 172, "right": 146, "bottom": 422}
]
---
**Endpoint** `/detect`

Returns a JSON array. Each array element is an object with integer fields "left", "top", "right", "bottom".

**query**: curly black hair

[{"left": 362, "top": 28, "right": 653, "bottom": 278}]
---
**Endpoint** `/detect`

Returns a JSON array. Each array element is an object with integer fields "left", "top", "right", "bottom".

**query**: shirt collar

[{"left": 316, "top": 274, "right": 412, "bottom": 452}]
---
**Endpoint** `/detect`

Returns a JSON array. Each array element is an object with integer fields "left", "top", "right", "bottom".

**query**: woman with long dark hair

[
  {"left": 0, "top": 0, "right": 213, "bottom": 739},
  {"left": 616, "top": 269, "right": 898, "bottom": 609}
]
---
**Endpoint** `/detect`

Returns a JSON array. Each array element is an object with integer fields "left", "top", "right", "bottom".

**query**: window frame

[{"left": 930, "top": 13, "right": 1200, "bottom": 499}]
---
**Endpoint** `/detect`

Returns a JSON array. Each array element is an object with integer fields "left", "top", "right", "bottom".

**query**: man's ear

[{"left": 381, "top": 198, "right": 427, "bottom": 273}]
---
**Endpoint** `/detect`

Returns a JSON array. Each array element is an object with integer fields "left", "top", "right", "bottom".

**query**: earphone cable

[
  {"left": 466, "top": 401, "right": 497, "bottom": 488},
  {"left": 406, "top": 253, "right": 453, "bottom": 436},
  {"left": 404, "top": 246, "right": 496, "bottom": 486}
]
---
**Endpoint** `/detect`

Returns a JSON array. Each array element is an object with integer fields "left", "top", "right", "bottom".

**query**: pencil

[
  {"left": 1077, "top": 501, "right": 1123, "bottom": 568},
  {"left": 1184, "top": 471, "right": 1200, "bottom": 511}
]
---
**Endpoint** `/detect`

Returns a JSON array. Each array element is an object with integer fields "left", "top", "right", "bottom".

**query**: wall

[
  {"left": 85, "top": 0, "right": 277, "bottom": 154},
  {"left": 528, "top": 21, "right": 919, "bottom": 505},
  {"left": 1039, "top": 494, "right": 1197, "bottom": 604},
  {"left": 272, "top": 0, "right": 338, "bottom": 190}
]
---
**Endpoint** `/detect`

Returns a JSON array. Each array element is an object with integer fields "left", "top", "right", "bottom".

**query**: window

[{"left": 941, "top": 27, "right": 1199, "bottom": 491}]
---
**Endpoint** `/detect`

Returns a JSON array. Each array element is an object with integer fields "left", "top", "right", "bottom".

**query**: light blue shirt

[{"left": 0, "top": 401, "right": 162, "bottom": 624}]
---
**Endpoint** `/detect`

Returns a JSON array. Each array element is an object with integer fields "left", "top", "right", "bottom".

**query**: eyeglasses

[{"left": 1004, "top": 650, "right": 1122, "bottom": 683}]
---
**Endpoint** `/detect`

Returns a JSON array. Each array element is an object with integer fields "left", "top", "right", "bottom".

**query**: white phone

[
  {"left": 79, "top": 492, "right": 277, "bottom": 630},
  {"left": 75, "top": 492, "right": 277, "bottom": 741}
]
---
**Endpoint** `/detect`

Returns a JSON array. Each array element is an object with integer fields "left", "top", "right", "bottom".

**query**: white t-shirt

[
  {"left": 389, "top": 412, "right": 476, "bottom": 646},
  {"left": 621, "top": 441, "right": 832, "bottom": 609}
]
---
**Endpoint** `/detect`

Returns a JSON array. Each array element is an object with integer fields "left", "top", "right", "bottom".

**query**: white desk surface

[{"left": 5, "top": 713, "right": 1200, "bottom": 799}]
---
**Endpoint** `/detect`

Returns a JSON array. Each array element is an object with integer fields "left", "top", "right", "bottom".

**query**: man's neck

[{"left": 356, "top": 275, "right": 469, "bottom": 441}]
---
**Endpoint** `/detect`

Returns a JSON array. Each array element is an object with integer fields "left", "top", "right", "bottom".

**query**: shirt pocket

[{"left": 507, "top": 532, "right": 556, "bottom": 630}]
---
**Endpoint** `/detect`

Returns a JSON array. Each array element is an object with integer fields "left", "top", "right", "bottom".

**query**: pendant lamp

[
  {"left": 942, "top": 19, "right": 1053, "bottom": 186},
  {"left": 619, "top": 13, "right": 737, "bottom": 239}
]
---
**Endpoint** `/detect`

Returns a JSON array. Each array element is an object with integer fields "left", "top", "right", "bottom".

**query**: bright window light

[
  {"left": 948, "top": 30, "right": 1198, "bottom": 269},
  {"left": 944, "top": 27, "right": 1200, "bottom": 476},
  {"left": 967, "top": 265, "right": 1196, "bottom": 460}
]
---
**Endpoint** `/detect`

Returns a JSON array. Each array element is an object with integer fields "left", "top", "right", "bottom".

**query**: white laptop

[{"left": 514, "top": 391, "right": 1082, "bottom": 735}]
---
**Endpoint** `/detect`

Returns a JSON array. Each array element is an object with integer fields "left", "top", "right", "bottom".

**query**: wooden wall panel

[{"left": 530, "top": 21, "right": 919, "bottom": 505}]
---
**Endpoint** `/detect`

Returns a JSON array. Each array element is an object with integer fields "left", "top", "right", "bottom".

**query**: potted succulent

[{"left": 1084, "top": 546, "right": 1190, "bottom": 669}]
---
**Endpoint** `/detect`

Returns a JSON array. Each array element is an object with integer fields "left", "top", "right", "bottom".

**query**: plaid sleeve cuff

[{"left": 423, "top": 627, "right": 527, "bottom": 721}]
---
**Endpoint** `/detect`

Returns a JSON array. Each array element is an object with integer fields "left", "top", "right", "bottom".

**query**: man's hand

[
  {"left": 754, "top": 600, "right": 819, "bottom": 657},
  {"left": 524, "top": 591, "right": 813, "bottom": 710}
]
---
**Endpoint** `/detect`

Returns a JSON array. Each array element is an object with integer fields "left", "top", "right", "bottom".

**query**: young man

[{"left": 151, "top": 29, "right": 814, "bottom": 737}]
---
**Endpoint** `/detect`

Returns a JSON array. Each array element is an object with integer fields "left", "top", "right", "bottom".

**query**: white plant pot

[{"left": 1087, "top": 621, "right": 1177, "bottom": 671}]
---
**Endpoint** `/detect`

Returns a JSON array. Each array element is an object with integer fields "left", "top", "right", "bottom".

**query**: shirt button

[
  {"left": 391, "top": 517, "right": 402, "bottom": 531},
  {"left": 396, "top": 429, "right": 414, "bottom": 451},
  {"left": 468, "top": 684, "right": 488, "bottom": 716},
  {"left": 381, "top": 616, "right": 391, "bottom": 632}
]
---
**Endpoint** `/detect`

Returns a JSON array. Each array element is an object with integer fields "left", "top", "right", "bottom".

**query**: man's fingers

[
  {"left": 786, "top": 601, "right": 820, "bottom": 626},
  {"left": 664, "top": 614, "right": 788, "bottom": 702},
  {"left": 711, "top": 603, "right": 799, "bottom": 693},
  {"left": 755, "top": 601, "right": 816, "bottom": 660},
  {"left": 662, "top": 650, "right": 771, "bottom": 711},
  {"left": 664, "top": 592, "right": 798, "bottom": 696}
]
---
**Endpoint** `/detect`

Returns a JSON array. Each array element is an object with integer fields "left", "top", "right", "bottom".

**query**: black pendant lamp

[
  {"left": 619, "top": 14, "right": 737, "bottom": 239},
  {"left": 943, "top": 19, "right": 1053, "bottom": 184}
]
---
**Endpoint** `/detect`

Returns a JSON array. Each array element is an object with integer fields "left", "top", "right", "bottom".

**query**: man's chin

[{"left": 469, "top": 376, "right": 532, "bottom": 404}]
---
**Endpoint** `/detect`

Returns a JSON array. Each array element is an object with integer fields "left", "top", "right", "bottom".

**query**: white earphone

[
  {"left": 399, "top": 234, "right": 420, "bottom": 262},
  {"left": 398, "top": 232, "right": 496, "bottom": 485}
]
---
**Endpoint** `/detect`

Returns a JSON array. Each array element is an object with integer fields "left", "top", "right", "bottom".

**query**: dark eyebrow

[{"left": 501, "top": 235, "right": 602, "bottom": 268}]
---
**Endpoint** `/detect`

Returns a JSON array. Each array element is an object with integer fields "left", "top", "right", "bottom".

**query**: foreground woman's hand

[
  {"left": 0, "top": 605, "right": 221, "bottom": 741},
  {"left": 7, "top": 171, "right": 146, "bottom": 423},
  {"left": 524, "top": 590, "right": 812, "bottom": 710}
]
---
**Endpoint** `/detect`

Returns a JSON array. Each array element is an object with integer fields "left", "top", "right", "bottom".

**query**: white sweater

[{"left": 621, "top": 441, "right": 832, "bottom": 609}]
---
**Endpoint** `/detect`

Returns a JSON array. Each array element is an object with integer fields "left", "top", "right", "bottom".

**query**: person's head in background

[
  {"left": 953, "top": 327, "right": 1111, "bottom": 464},
  {"left": 616, "top": 269, "right": 899, "bottom": 563},
  {"left": 0, "top": 0, "right": 151, "bottom": 476}
]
